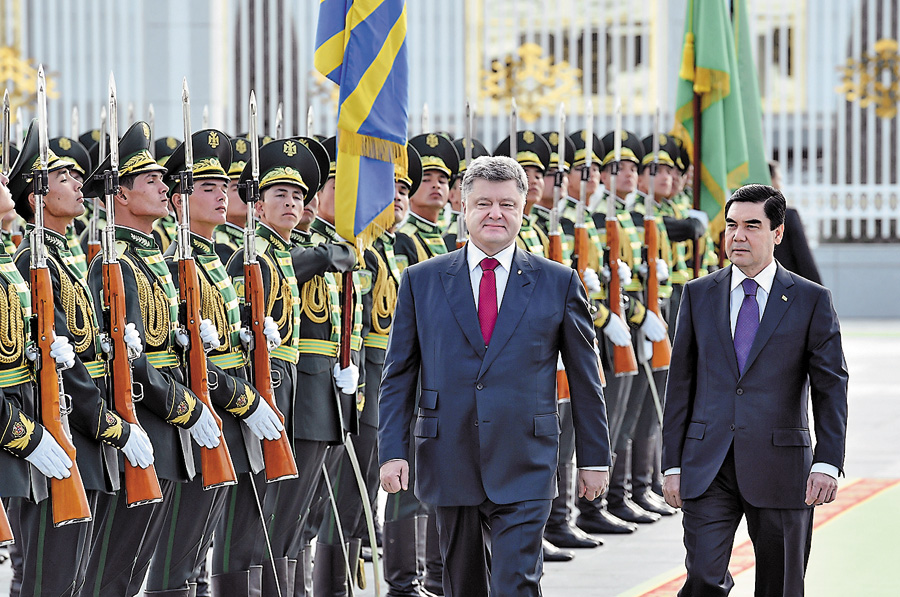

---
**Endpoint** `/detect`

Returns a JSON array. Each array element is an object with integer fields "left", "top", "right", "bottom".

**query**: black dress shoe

[
  {"left": 633, "top": 490, "right": 677, "bottom": 516},
  {"left": 544, "top": 524, "right": 602, "bottom": 548},
  {"left": 542, "top": 539, "right": 575, "bottom": 562},
  {"left": 576, "top": 509, "right": 637, "bottom": 534},
  {"left": 608, "top": 497, "right": 662, "bottom": 524}
]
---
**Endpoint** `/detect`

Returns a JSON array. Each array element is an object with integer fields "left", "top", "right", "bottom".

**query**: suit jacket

[
  {"left": 378, "top": 246, "right": 610, "bottom": 507},
  {"left": 662, "top": 263, "right": 848, "bottom": 509}
]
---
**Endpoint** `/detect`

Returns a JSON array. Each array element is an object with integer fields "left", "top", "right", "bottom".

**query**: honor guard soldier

[
  {"left": 76, "top": 133, "right": 110, "bottom": 261},
  {"left": 154, "top": 130, "right": 284, "bottom": 596},
  {"left": 214, "top": 136, "right": 252, "bottom": 264},
  {"left": 225, "top": 136, "right": 321, "bottom": 597},
  {"left": 81, "top": 121, "right": 222, "bottom": 597},
  {"left": 0, "top": 144, "right": 21, "bottom": 254},
  {"left": 494, "top": 130, "right": 552, "bottom": 257},
  {"left": 534, "top": 132, "right": 575, "bottom": 263},
  {"left": 49, "top": 137, "right": 93, "bottom": 269},
  {"left": 152, "top": 137, "right": 182, "bottom": 253},
  {"left": 444, "top": 137, "right": 489, "bottom": 250},
  {"left": 9, "top": 121, "right": 154, "bottom": 596}
]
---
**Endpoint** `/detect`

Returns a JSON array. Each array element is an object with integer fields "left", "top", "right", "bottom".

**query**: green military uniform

[{"left": 213, "top": 136, "right": 252, "bottom": 266}]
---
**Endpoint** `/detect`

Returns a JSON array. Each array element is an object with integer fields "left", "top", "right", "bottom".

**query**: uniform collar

[
  {"left": 256, "top": 222, "right": 292, "bottom": 250},
  {"left": 407, "top": 212, "right": 442, "bottom": 235},
  {"left": 116, "top": 226, "right": 158, "bottom": 250}
]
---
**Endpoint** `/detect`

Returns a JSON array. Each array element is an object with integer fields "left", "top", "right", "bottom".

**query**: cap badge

[
  {"left": 208, "top": 131, "right": 220, "bottom": 148},
  {"left": 283, "top": 140, "right": 297, "bottom": 157},
  {"left": 426, "top": 134, "right": 439, "bottom": 148}
]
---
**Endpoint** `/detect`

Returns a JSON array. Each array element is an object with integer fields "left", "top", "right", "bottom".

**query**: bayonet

[
  {"left": 274, "top": 102, "right": 283, "bottom": 138},
  {"left": 2, "top": 90, "right": 9, "bottom": 175},
  {"left": 306, "top": 105, "right": 314, "bottom": 138},
  {"left": 148, "top": 104, "right": 156, "bottom": 159},
  {"left": 421, "top": 103, "right": 429, "bottom": 134},
  {"left": 202, "top": 104, "right": 209, "bottom": 129},
  {"left": 509, "top": 99, "right": 517, "bottom": 159},
  {"left": 127, "top": 102, "right": 135, "bottom": 127},
  {"left": 70, "top": 105, "right": 79, "bottom": 141}
]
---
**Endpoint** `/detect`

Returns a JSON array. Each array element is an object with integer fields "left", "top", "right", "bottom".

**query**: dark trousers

[
  {"left": 14, "top": 491, "right": 98, "bottom": 597},
  {"left": 547, "top": 400, "right": 574, "bottom": 529},
  {"left": 434, "top": 498, "right": 551, "bottom": 597},
  {"left": 213, "top": 471, "right": 269, "bottom": 574},
  {"left": 82, "top": 479, "right": 176, "bottom": 597},
  {"left": 680, "top": 448, "right": 814, "bottom": 597}
]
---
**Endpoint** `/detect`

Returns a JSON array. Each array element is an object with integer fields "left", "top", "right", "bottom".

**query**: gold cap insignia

[
  {"left": 167, "top": 137, "right": 178, "bottom": 149},
  {"left": 659, "top": 134, "right": 667, "bottom": 145},
  {"left": 142, "top": 123, "right": 151, "bottom": 138},
  {"left": 92, "top": 130, "right": 100, "bottom": 141},
  {"left": 622, "top": 131, "right": 629, "bottom": 140},
  {"left": 523, "top": 130, "right": 535, "bottom": 143},
  {"left": 549, "top": 132, "right": 558, "bottom": 145},
  {"left": 236, "top": 139, "right": 247, "bottom": 154},
  {"left": 283, "top": 140, "right": 297, "bottom": 157},
  {"left": 580, "top": 131, "right": 588, "bottom": 142},
  {"left": 426, "top": 133, "right": 439, "bottom": 148},
  {"left": 208, "top": 131, "right": 220, "bottom": 148},
  {"left": 59, "top": 137, "right": 72, "bottom": 150}
]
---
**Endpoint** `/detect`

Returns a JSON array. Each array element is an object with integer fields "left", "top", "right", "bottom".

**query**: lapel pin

[
  {"left": 781, "top": 295, "right": 788, "bottom": 302},
  {"left": 517, "top": 270, "right": 522, "bottom": 275}
]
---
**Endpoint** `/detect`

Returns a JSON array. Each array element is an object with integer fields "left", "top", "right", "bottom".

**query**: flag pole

[{"left": 692, "top": 91, "right": 702, "bottom": 277}]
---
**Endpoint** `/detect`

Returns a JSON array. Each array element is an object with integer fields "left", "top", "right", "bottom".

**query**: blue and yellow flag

[{"left": 315, "top": 0, "right": 409, "bottom": 243}]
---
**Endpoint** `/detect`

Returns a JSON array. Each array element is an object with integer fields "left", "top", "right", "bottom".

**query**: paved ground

[{"left": 2, "top": 318, "right": 897, "bottom": 596}]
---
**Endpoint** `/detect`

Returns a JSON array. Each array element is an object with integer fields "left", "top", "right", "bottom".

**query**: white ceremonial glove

[
  {"left": 243, "top": 399, "right": 284, "bottom": 441},
  {"left": 199, "top": 319, "right": 221, "bottom": 352},
  {"left": 263, "top": 316, "right": 281, "bottom": 350},
  {"left": 121, "top": 424, "right": 154, "bottom": 469},
  {"left": 582, "top": 267, "right": 602, "bottom": 295},
  {"left": 557, "top": 353, "right": 565, "bottom": 371},
  {"left": 174, "top": 327, "right": 190, "bottom": 349},
  {"left": 603, "top": 313, "right": 633, "bottom": 347},
  {"left": 189, "top": 404, "right": 221, "bottom": 449},
  {"left": 333, "top": 363, "right": 360, "bottom": 395},
  {"left": 124, "top": 322, "right": 143, "bottom": 359},
  {"left": 656, "top": 259, "right": 670, "bottom": 283},
  {"left": 50, "top": 335, "right": 76, "bottom": 370},
  {"left": 686, "top": 208, "right": 709, "bottom": 230},
  {"left": 641, "top": 310, "right": 668, "bottom": 343},
  {"left": 25, "top": 432, "right": 72, "bottom": 479},
  {"left": 617, "top": 260, "right": 633, "bottom": 287}
]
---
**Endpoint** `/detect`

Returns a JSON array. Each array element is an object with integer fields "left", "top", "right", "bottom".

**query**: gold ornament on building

[
  {"left": 0, "top": 47, "right": 60, "bottom": 113},
  {"left": 837, "top": 38, "right": 900, "bottom": 118},
  {"left": 481, "top": 43, "right": 581, "bottom": 123}
]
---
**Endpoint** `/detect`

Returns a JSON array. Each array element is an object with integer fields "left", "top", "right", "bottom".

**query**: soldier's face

[
  {"left": 524, "top": 166, "right": 544, "bottom": 209},
  {"left": 568, "top": 163, "right": 600, "bottom": 198},
  {"left": 120, "top": 172, "right": 170, "bottom": 220},
  {"left": 0, "top": 172, "right": 13, "bottom": 214},
  {"left": 639, "top": 164, "right": 674, "bottom": 198},
  {"left": 410, "top": 170, "right": 449, "bottom": 213},
  {"left": 601, "top": 160, "right": 638, "bottom": 195},
  {"left": 186, "top": 179, "right": 228, "bottom": 228},
  {"left": 542, "top": 169, "right": 567, "bottom": 202},
  {"left": 464, "top": 178, "right": 524, "bottom": 255},
  {"left": 317, "top": 178, "right": 336, "bottom": 224},
  {"left": 41, "top": 167, "right": 85, "bottom": 219},
  {"left": 298, "top": 193, "right": 318, "bottom": 230},
  {"left": 394, "top": 181, "right": 410, "bottom": 224},
  {"left": 448, "top": 177, "right": 462, "bottom": 211},
  {"left": 226, "top": 180, "right": 247, "bottom": 219},
  {"left": 257, "top": 183, "right": 304, "bottom": 238},
  {"left": 724, "top": 200, "right": 783, "bottom": 278}
]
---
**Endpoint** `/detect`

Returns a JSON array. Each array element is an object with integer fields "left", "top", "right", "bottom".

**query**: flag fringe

[
  {"left": 338, "top": 130, "right": 408, "bottom": 180},
  {"left": 354, "top": 203, "right": 395, "bottom": 250},
  {"left": 679, "top": 33, "right": 695, "bottom": 81}
]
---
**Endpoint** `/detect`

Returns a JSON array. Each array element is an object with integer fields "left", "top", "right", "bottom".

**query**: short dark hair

[
  {"left": 119, "top": 174, "right": 137, "bottom": 190},
  {"left": 724, "top": 184, "right": 785, "bottom": 230}
]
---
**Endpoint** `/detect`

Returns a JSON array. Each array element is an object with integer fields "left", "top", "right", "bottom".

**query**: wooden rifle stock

[
  {"left": 0, "top": 506, "right": 13, "bottom": 546},
  {"left": 178, "top": 257, "right": 237, "bottom": 489},
  {"left": 643, "top": 219, "right": 672, "bottom": 370},
  {"left": 31, "top": 266, "right": 92, "bottom": 526},
  {"left": 244, "top": 260, "right": 298, "bottom": 482},
  {"left": 86, "top": 240, "right": 100, "bottom": 264},
  {"left": 339, "top": 271, "right": 353, "bottom": 370},
  {"left": 604, "top": 220, "right": 638, "bottom": 377},
  {"left": 11, "top": 232, "right": 22, "bottom": 248},
  {"left": 102, "top": 261, "right": 163, "bottom": 506}
]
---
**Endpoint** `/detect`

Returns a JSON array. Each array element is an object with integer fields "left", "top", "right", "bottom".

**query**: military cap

[
  {"left": 640, "top": 133, "right": 678, "bottom": 170},
  {"left": 8, "top": 120, "right": 75, "bottom": 219},
  {"left": 567, "top": 129, "right": 604, "bottom": 169},
  {"left": 229, "top": 137, "right": 251, "bottom": 179},
  {"left": 165, "top": 129, "right": 233, "bottom": 196},
  {"left": 154, "top": 137, "right": 181, "bottom": 167},
  {"left": 87, "top": 135, "right": 112, "bottom": 174},
  {"left": 541, "top": 131, "right": 577, "bottom": 172},
  {"left": 293, "top": 136, "right": 330, "bottom": 193},
  {"left": 494, "top": 130, "right": 552, "bottom": 174},
  {"left": 238, "top": 138, "right": 320, "bottom": 205},
  {"left": 400, "top": 143, "right": 423, "bottom": 196},
  {"left": 236, "top": 133, "right": 275, "bottom": 147},
  {"left": 78, "top": 129, "right": 103, "bottom": 151},
  {"left": 452, "top": 138, "right": 490, "bottom": 175},
  {"left": 599, "top": 130, "right": 644, "bottom": 167},
  {"left": 320, "top": 136, "right": 338, "bottom": 180},
  {"left": 50, "top": 136, "right": 92, "bottom": 176},
  {"left": 674, "top": 137, "right": 690, "bottom": 174},
  {"left": 0, "top": 142, "right": 19, "bottom": 168},
  {"left": 83, "top": 121, "right": 167, "bottom": 199},
  {"left": 409, "top": 133, "right": 459, "bottom": 179}
]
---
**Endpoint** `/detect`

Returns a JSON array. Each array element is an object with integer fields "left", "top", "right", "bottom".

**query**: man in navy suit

[
  {"left": 379, "top": 155, "right": 611, "bottom": 597},
  {"left": 662, "top": 184, "right": 848, "bottom": 596}
]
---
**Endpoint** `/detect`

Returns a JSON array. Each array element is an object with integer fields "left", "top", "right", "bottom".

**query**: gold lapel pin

[
  {"left": 517, "top": 270, "right": 522, "bottom": 275},
  {"left": 781, "top": 295, "right": 788, "bottom": 302}
]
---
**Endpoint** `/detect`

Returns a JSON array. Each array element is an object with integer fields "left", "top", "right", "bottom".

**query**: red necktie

[{"left": 478, "top": 257, "right": 500, "bottom": 345}]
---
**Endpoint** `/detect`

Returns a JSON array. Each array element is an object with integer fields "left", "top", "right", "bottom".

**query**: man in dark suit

[
  {"left": 379, "top": 155, "right": 611, "bottom": 597},
  {"left": 662, "top": 184, "right": 848, "bottom": 596}
]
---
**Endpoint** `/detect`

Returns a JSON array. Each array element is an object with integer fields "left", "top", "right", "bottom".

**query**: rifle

[
  {"left": 176, "top": 78, "right": 236, "bottom": 490},
  {"left": 3, "top": 97, "right": 22, "bottom": 249},
  {"left": 643, "top": 110, "right": 671, "bottom": 371},
  {"left": 86, "top": 107, "right": 106, "bottom": 264},
  {"left": 32, "top": 65, "right": 92, "bottom": 526},
  {"left": 603, "top": 101, "right": 638, "bottom": 377},
  {"left": 242, "top": 91, "right": 298, "bottom": 483},
  {"left": 101, "top": 74, "right": 163, "bottom": 507},
  {"left": 456, "top": 100, "right": 471, "bottom": 250},
  {"left": 572, "top": 101, "right": 592, "bottom": 289},
  {"left": 0, "top": 91, "right": 15, "bottom": 545}
]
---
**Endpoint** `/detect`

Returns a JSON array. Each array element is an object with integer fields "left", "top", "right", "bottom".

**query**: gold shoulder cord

[
  {"left": 128, "top": 257, "right": 171, "bottom": 347},
  {"left": 199, "top": 271, "right": 230, "bottom": 351},
  {"left": 260, "top": 252, "right": 293, "bottom": 332},
  {"left": 0, "top": 284, "right": 24, "bottom": 364},
  {"left": 412, "top": 234, "right": 428, "bottom": 263},
  {"left": 300, "top": 277, "right": 329, "bottom": 324},
  {"left": 57, "top": 262, "right": 99, "bottom": 354},
  {"left": 372, "top": 253, "right": 397, "bottom": 335}
]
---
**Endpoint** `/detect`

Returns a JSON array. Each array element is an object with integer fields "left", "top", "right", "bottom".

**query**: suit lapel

[
  {"left": 740, "top": 264, "right": 795, "bottom": 378},
  {"left": 440, "top": 247, "right": 486, "bottom": 359},
  {"left": 477, "top": 248, "right": 537, "bottom": 379},
  {"left": 711, "top": 266, "right": 740, "bottom": 380}
]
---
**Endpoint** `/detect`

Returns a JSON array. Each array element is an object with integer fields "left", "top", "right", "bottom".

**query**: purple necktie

[
  {"left": 734, "top": 278, "right": 760, "bottom": 375},
  {"left": 478, "top": 258, "right": 500, "bottom": 345}
]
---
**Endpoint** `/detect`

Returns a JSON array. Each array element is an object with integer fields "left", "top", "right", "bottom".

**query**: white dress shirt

[{"left": 466, "top": 241, "right": 516, "bottom": 310}]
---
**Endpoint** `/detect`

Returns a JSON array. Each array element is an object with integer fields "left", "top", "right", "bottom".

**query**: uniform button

[
  {"left": 730, "top": 424, "right": 735, "bottom": 431},
  {"left": 736, "top": 388, "right": 744, "bottom": 396},
  {"left": 476, "top": 383, "right": 484, "bottom": 390}
]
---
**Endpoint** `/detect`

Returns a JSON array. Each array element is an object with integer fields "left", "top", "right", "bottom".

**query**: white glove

[
  {"left": 641, "top": 310, "right": 668, "bottom": 343},
  {"left": 617, "top": 261, "right": 633, "bottom": 287},
  {"left": 333, "top": 363, "right": 360, "bottom": 395},
  {"left": 656, "top": 259, "right": 669, "bottom": 283},
  {"left": 199, "top": 319, "right": 221, "bottom": 352},
  {"left": 686, "top": 208, "right": 709, "bottom": 229},
  {"left": 25, "top": 432, "right": 72, "bottom": 479},
  {"left": 50, "top": 335, "right": 76, "bottom": 370},
  {"left": 243, "top": 399, "right": 284, "bottom": 441},
  {"left": 602, "top": 313, "right": 632, "bottom": 347},
  {"left": 121, "top": 424, "right": 154, "bottom": 469},
  {"left": 124, "top": 322, "right": 143, "bottom": 359},
  {"left": 189, "top": 404, "right": 221, "bottom": 449},
  {"left": 582, "top": 268, "right": 602, "bottom": 295},
  {"left": 263, "top": 316, "right": 281, "bottom": 350}
]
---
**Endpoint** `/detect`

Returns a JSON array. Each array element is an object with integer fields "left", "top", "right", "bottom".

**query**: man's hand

[
  {"left": 380, "top": 459, "right": 409, "bottom": 493},
  {"left": 663, "top": 473, "right": 683, "bottom": 509},
  {"left": 805, "top": 472, "right": 838, "bottom": 506},
  {"left": 577, "top": 469, "right": 609, "bottom": 501}
]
